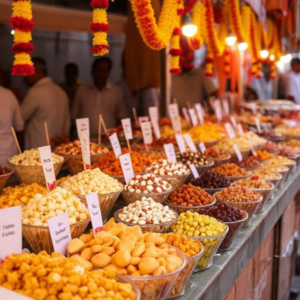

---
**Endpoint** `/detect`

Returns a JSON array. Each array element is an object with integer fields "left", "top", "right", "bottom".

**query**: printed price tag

[
  {"left": 230, "top": 116, "right": 237, "bottom": 129},
  {"left": 168, "top": 103, "right": 179, "bottom": 119},
  {"left": 225, "top": 123, "right": 236, "bottom": 139},
  {"left": 182, "top": 107, "right": 191, "bottom": 123},
  {"left": 190, "top": 164, "right": 199, "bottom": 179},
  {"left": 138, "top": 116, "right": 149, "bottom": 126},
  {"left": 171, "top": 115, "right": 182, "bottom": 134},
  {"left": 222, "top": 99, "right": 230, "bottom": 116},
  {"left": 76, "top": 118, "right": 91, "bottom": 168},
  {"left": 109, "top": 132, "right": 122, "bottom": 158},
  {"left": 0, "top": 206, "right": 22, "bottom": 260},
  {"left": 254, "top": 117, "right": 261, "bottom": 133},
  {"left": 164, "top": 143, "right": 177, "bottom": 163},
  {"left": 86, "top": 192, "right": 104, "bottom": 235},
  {"left": 188, "top": 108, "right": 198, "bottom": 127},
  {"left": 0, "top": 288, "right": 32, "bottom": 300},
  {"left": 248, "top": 136, "right": 257, "bottom": 156},
  {"left": 119, "top": 153, "right": 135, "bottom": 184},
  {"left": 48, "top": 213, "right": 71, "bottom": 255},
  {"left": 199, "top": 142, "right": 206, "bottom": 154},
  {"left": 39, "top": 145, "right": 57, "bottom": 191},
  {"left": 76, "top": 118, "right": 89, "bottom": 139},
  {"left": 121, "top": 118, "right": 133, "bottom": 140},
  {"left": 141, "top": 122, "right": 153, "bottom": 146},
  {"left": 183, "top": 133, "right": 197, "bottom": 152},
  {"left": 249, "top": 102, "right": 257, "bottom": 114},
  {"left": 214, "top": 99, "right": 223, "bottom": 122},
  {"left": 175, "top": 134, "right": 186, "bottom": 154},
  {"left": 233, "top": 144, "right": 243, "bottom": 162},
  {"left": 149, "top": 107, "right": 159, "bottom": 124},
  {"left": 237, "top": 124, "right": 244, "bottom": 134},
  {"left": 152, "top": 121, "right": 161, "bottom": 139},
  {"left": 195, "top": 103, "right": 204, "bottom": 125}
]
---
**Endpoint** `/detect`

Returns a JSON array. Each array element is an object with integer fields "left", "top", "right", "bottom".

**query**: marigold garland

[
  {"left": 228, "top": 0, "right": 245, "bottom": 43},
  {"left": 224, "top": 49, "right": 230, "bottom": 76},
  {"left": 205, "top": 47, "right": 214, "bottom": 77},
  {"left": 129, "top": 0, "right": 178, "bottom": 50},
  {"left": 90, "top": 0, "right": 109, "bottom": 56},
  {"left": 190, "top": 1, "right": 204, "bottom": 50},
  {"left": 10, "top": 0, "right": 35, "bottom": 76}
]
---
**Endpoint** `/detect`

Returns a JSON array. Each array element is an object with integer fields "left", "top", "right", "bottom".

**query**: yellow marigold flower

[{"left": 13, "top": 2, "right": 33, "bottom": 20}]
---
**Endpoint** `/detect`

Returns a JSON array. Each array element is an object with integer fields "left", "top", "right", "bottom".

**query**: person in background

[
  {"left": 0, "top": 66, "right": 24, "bottom": 165},
  {"left": 21, "top": 57, "right": 70, "bottom": 149},
  {"left": 284, "top": 58, "right": 300, "bottom": 103},
  {"left": 2, "top": 70, "right": 23, "bottom": 103},
  {"left": 251, "top": 62, "right": 274, "bottom": 100},
  {"left": 72, "top": 57, "right": 128, "bottom": 137},
  {"left": 60, "top": 63, "right": 81, "bottom": 111}
]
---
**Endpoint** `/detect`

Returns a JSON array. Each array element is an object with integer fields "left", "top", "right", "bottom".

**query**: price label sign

[
  {"left": 254, "top": 117, "right": 261, "bottom": 134},
  {"left": 237, "top": 124, "right": 244, "bottom": 134},
  {"left": 182, "top": 107, "right": 191, "bottom": 123},
  {"left": 0, "top": 206, "right": 22, "bottom": 260},
  {"left": 171, "top": 115, "right": 182, "bottom": 134},
  {"left": 76, "top": 118, "right": 91, "bottom": 168},
  {"left": 119, "top": 153, "right": 135, "bottom": 184},
  {"left": 250, "top": 102, "right": 257, "bottom": 114},
  {"left": 149, "top": 107, "right": 159, "bottom": 124},
  {"left": 222, "top": 99, "right": 230, "bottom": 116},
  {"left": 233, "top": 144, "right": 243, "bottom": 162},
  {"left": 86, "top": 192, "right": 103, "bottom": 235},
  {"left": 230, "top": 116, "right": 237, "bottom": 129},
  {"left": 48, "top": 213, "right": 71, "bottom": 255},
  {"left": 175, "top": 134, "right": 186, "bottom": 154},
  {"left": 141, "top": 121, "right": 153, "bottom": 146},
  {"left": 199, "top": 142, "right": 206, "bottom": 154},
  {"left": 39, "top": 145, "right": 57, "bottom": 191},
  {"left": 183, "top": 133, "right": 197, "bottom": 152},
  {"left": 190, "top": 164, "right": 199, "bottom": 179},
  {"left": 0, "top": 288, "right": 33, "bottom": 300},
  {"left": 195, "top": 103, "right": 204, "bottom": 125},
  {"left": 214, "top": 100, "right": 223, "bottom": 122},
  {"left": 225, "top": 123, "right": 236, "bottom": 139},
  {"left": 188, "top": 108, "right": 198, "bottom": 127},
  {"left": 121, "top": 118, "right": 133, "bottom": 140},
  {"left": 76, "top": 118, "right": 89, "bottom": 139},
  {"left": 164, "top": 143, "right": 177, "bottom": 163},
  {"left": 248, "top": 136, "right": 257, "bottom": 156},
  {"left": 109, "top": 132, "right": 122, "bottom": 158},
  {"left": 152, "top": 121, "right": 161, "bottom": 139},
  {"left": 138, "top": 116, "right": 149, "bottom": 127},
  {"left": 168, "top": 103, "right": 179, "bottom": 120}
]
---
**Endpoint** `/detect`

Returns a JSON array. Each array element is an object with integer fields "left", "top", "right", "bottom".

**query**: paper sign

[
  {"left": 152, "top": 121, "right": 161, "bottom": 139},
  {"left": 141, "top": 122, "right": 153, "bottom": 146},
  {"left": 76, "top": 118, "right": 89, "bottom": 139},
  {"left": 183, "top": 133, "right": 197, "bottom": 152},
  {"left": 225, "top": 123, "right": 236, "bottom": 139},
  {"left": 109, "top": 132, "right": 122, "bottom": 157},
  {"left": 38, "top": 145, "right": 57, "bottom": 191},
  {"left": 222, "top": 99, "right": 230, "bottom": 116},
  {"left": 230, "top": 116, "right": 237, "bottom": 129},
  {"left": 199, "top": 142, "right": 206, "bottom": 154},
  {"left": 164, "top": 143, "right": 177, "bottom": 163},
  {"left": 149, "top": 107, "right": 159, "bottom": 124},
  {"left": 248, "top": 136, "right": 257, "bottom": 156},
  {"left": 190, "top": 164, "right": 199, "bottom": 178},
  {"left": 237, "top": 124, "right": 244, "bottom": 134},
  {"left": 182, "top": 108, "right": 191, "bottom": 123},
  {"left": 119, "top": 153, "right": 135, "bottom": 184},
  {"left": 195, "top": 103, "right": 204, "bottom": 125},
  {"left": 233, "top": 144, "right": 243, "bottom": 162},
  {"left": 254, "top": 117, "right": 261, "bottom": 133},
  {"left": 0, "top": 206, "right": 22, "bottom": 260},
  {"left": 138, "top": 116, "right": 149, "bottom": 127},
  {"left": 171, "top": 115, "right": 182, "bottom": 134},
  {"left": 121, "top": 118, "right": 133, "bottom": 140},
  {"left": 0, "top": 288, "right": 32, "bottom": 300},
  {"left": 76, "top": 118, "right": 91, "bottom": 168},
  {"left": 168, "top": 103, "right": 179, "bottom": 119},
  {"left": 188, "top": 108, "right": 198, "bottom": 127},
  {"left": 214, "top": 100, "right": 223, "bottom": 122},
  {"left": 86, "top": 192, "right": 103, "bottom": 235},
  {"left": 250, "top": 102, "right": 257, "bottom": 114},
  {"left": 175, "top": 134, "right": 186, "bottom": 154},
  {"left": 48, "top": 213, "right": 71, "bottom": 255}
]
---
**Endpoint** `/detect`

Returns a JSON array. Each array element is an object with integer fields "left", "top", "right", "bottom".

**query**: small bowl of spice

[{"left": 212, "top": 163, "right": 250, "bottom": 182}]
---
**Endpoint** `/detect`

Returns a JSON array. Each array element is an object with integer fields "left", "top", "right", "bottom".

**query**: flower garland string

[
  {"left": 228, "top": 0, "right": 245, "bottom": 43},
  {"left": 10, "top": 0, "right": 35, "bottom": 76},
  {"left": 190, "top": 1, "right": 204, "bottom": 50},
  {"left": 91, "top": 0, "right": 109, "bottom": 56}
]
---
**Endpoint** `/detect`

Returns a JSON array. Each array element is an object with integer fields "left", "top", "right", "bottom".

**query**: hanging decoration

[
  {"left": 228, "top": 0, "right": 245, "bottom": 43},
  {"left": 205, "top": 47, "right": 214, "bottom": 77},
  {"left": 190, "top": 1, "right": 204, "bottom": 50},
  {"left": 224, "top": 49, "right": 230, "bottom": 76},
  {"left": 10, "top": 0, "right": 35, "bottom": 76},
  {"left": 90, "top": 0, "right": 109, "bottom": 56},
  {"left": 129, "top": 0, "right": 178, "bottom": 50}
]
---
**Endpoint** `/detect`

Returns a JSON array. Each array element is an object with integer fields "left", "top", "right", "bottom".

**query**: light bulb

[
  {"left": 260, "top": 49, "right": 269, "bottom": 59},
  {"left": 11, "top": 29, "right": 15, "bottom": 35},
  {"left": 285, "top": 54, "right": 292, "bottom": 62},
  {"left": 276, "top": 61, "right": 283, "bottom": 68},
  {"left": 182, "top": 24, "right": 198, "bottom": 37},
  {"left": 225, "top": 36, "right": 237, "bottom": 47},
  {"left": 280, "top": 54, "right": 292, "bottom": 64},
  {"left": 238, "top": 42, "right": 248, "bottom": 51},
  {"left": 270, "top": 54, "right": 275, "bottom": 61}
]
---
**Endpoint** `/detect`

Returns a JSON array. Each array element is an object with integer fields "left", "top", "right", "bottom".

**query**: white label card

[
  {"left": 138, "top": 116, "right": 149, "bottom": 127},
  {"left": 182, "top": 107, "right": 191, "bottom": 123},
  {"left": 0, "top": 206, "right": 22, "bottom": 261},
  {"left": 164, "top": 143, "right": 177, "bottom": 163},
  {"left": 152, "top": 121, "right": 161, "bottom": 139},
  {"left": 195, "top": 103, "right": 204, "bottom": 125},
  {"left": 109, "top": 132, "right": 122, "bottom": 158},
  {"left": 119, "top": 153, "right": 135, "bottom": 184},
  {"left": 38, "top": 145, "right": 56, "bottom": 191},
  {"left": 175, "top": 134, "right": 186, "bottom": 154},
  {"left": 237, "top": 124, "right": 244, "bottom": 134},
  {"left": 233, "top": 144, "right": 243, "bottom": 162},
  {"left": 171, "top": 115, "right": 182, "bottom": 134},
  {"left": 121, "top": 118, "right": 133, "bottom": 140},
  {"left": 188, "top": 108, "right": 198, "bottom": 127},
  {"left": 76, "top": 118, "right": 89, "bottom": 140},
  {"left": 149, "top": 107, "right": 159, "bottom": 124},
  {"left": 141, "top": 122, "right": 153, "bottom": 146},
  {"left": 48, "top": 213, "right": 71, "bottom": 255},
  {"left": 86, "top": 192, "right": 104, "bottom": 235},
  {"left": 248, "top": 136, "right": 257, "bottom": 156},
  {"left": 250, "top": 102, "right": 257, "bottom": 114},
  {"left": 76, "top": 118, "right": 91, "bottom": 169},
  {"left": 222, "top": 99, "right": 230, "bottom": 116},
  {"left": 225, "top": 123, "right": 236, "bottom": 139},
  {"left": 199, "top": 142, "right": 206, "bottom": 154},
  {"left": 0, "top": 288, "right": 33, "bottom": 300},
  {"left": 254, "top": 117, "right": 261, "bottom": 133},
  {"left": 230, "top": 116, "right": 237, "bottom": 129},
  {"left": 168, "top": 103, "right": 179, "bottom": 119},
  {"left": 183, "top": 133, "right": 197, "bottom": 152},
  {"left": 190, "top": 164, "right": 199, "bottom": 178},
  {"left": 214, "top": 100, "right": 223, "bottom": 122}
]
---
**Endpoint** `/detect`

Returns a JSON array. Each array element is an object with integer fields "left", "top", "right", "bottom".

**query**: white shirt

[
  {"left": 284, "top": 71, "right": 300, "bottom": 104},
  {"left": 21, "top": 77, "right": 70, "bottom": 149},
  {"left": 72, "top": 82, "right": 128, "bottom": 136},
  {"left": 0, "top": 86, "right": 24, "bottom": 165},
  {"left": 251, "top": 75, "right": 273, "bottom": 100}
]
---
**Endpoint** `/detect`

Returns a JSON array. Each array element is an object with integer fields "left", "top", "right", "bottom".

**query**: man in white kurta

[
  {"left": 284, "top": 58, "right": 300, "bottom": 104},
  {"left": 21, "top": 57, "right": 70, "bottom": 149}
]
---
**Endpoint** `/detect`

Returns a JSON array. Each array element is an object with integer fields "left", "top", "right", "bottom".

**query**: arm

[
  {"left": 13, "top": 94, "right": 25, "bottom": 150},
  {"left": 21, "top": 90, "right": 38, "bottom": 123},
  {"left": 284, "top": 74, "right": 296, "bottom": 102}
]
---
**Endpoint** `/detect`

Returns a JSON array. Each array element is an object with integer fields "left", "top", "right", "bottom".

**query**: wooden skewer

[
  {"left": 126, "top": 139, "right": 131, "bottom": 151},
  {"left": 132, "top": 108, "right": 138, "bottom": 126},
  {"left": 11, "top": 127, "right": 21, "bottom": 154},
  {"left": 187, "top": 101, "right": 191, "bottom": 109},
  {"left": 44, "top": 122, "right": 50, "bottom": 145},
  {"left": 98, "top": 115, "right": 102, "bottom": 145},
  {"left": 100, "top": 115, "right": 108, "bottom": 135},
  {"left": 173, "top": 98, "right": 177, "bottom": 104}
]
